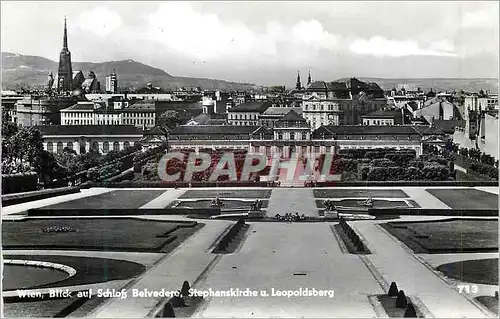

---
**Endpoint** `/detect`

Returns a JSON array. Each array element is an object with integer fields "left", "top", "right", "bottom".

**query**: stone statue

[{"left": 361, "top": 197, "right": 374, "bottom": 207}]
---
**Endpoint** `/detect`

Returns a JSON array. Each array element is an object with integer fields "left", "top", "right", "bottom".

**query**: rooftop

[
  {"left": 61, "top": 102, "right": 95, "bottom": 111},
  {"left": 227, "top": 102, "right": 270, "bottom": 113},
  {"left": 278, "top": 109, "right": 306, "bottom": 122},
  {"left": 432, "top": 120, "right": 466, "bottom": 134},
  {"left": 170, "top": 125, "right": 260, "bottom": 135},
  {"left": 262, "top": 107, "right": 303, "bottom": 116},
  {"left": 315, "top": 125, "right": 444, "bottom": 136},
  {"left": 361, "top": 109, "right": 402, "bottom": 118},
  {"left": 33, "top": 125, "right": 143, "bottom": 136}
]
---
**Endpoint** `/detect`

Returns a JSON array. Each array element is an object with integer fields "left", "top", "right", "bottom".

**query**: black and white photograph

[{"left": 1, "top": 1, "right": 499, "bottom": 318}]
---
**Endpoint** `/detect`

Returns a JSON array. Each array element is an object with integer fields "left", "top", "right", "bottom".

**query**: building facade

[
  {"left": 60, "top": 99, "right": 156, "bottom": 128},
  {"left": 35, "top": 125, "right": 143, "bottom": 155},
  {"left": 105, "top": 70, "right": 118, "bottom": 94},
  {"left": 259, "top": 107, "right": 303, "bottom": 128},
  {"left": 167, "top": 124, "right": 444, "bottom": 158},
  {"left": 302, "top": 79, "right": 387, "bottom": 129},
  {"left": 362, "top": 109, "right": 406, "bottom": 125},
  {"left": 227, "top": 102, "right": 270, "bottom": 126},
  {"left": 16, "top": 96, "right": 75, "bottom": 126}
]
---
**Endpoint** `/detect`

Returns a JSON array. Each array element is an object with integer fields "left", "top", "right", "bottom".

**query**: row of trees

[
  {"left": 470, "top": 163, "right": 499, "bottom": 180},
  {"left": 458, "top": 147, "right": 497, "bottom": 167}
]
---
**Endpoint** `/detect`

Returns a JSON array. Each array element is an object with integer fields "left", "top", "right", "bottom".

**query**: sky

[{"left": 1, "top": 1, "right": 499, "bottom": 86}]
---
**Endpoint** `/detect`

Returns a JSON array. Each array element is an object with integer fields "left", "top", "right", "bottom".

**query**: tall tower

[
  {"left": 106, "top": 69, "right": 118, "bottom": 93},
  {"left": 57, "top": 17, "right": 73, "bottom": 92},
  {"left": 296, "top": 71, "right": 302, "bottom": 90},
  {"left": 307, "top": 70, "right": 312, "bottom": 86}
]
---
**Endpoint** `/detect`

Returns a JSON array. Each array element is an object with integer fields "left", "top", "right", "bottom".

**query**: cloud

[
  {"left": 349, "top": 36, "right": 458, "bottom": 57},
  {"left": 462, "top": 9, "right": 498, "bottom": 29},
  {"left": 146, "top": 3, "right": 340, "bottom": 62},
  {"left": 76, "top": 7, "right": 122, "bottom": 37}
]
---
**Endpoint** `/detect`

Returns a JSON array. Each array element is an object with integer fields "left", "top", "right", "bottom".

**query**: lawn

[
  {"left": 171, "top": 199, "right": 268, "bottom": 209},
  {"left": 40, "top": 190, "right": 166, "bottom": 210},
  {"left": 313, "top": 189, "right": 409, "bottom": 198},
  {"left": 3, "top": 264, "right": 69, "bottom": 290},
  {"left": 426, "top": 189, "right": 498, "bottom": 210},
  {"left": 475, "top": 296, "right": 499, "bottom": 315},
  {"left": 2, "top": 218, "right": 202, "bottom": 252},
  {"left": 3, "top": 255, "right": 146, "bottom": 290},
  {"left": 382, "top": 218, "right": 498, "bottom": 253},
  {"left": 437, "top": 258, "right": 498, "bottom": 285},
  {"left": 179, "top": 189, "right": 272, "bottom": 199},
  {"left": 3, "top": 298, "right": 78, "bottom": 318}
]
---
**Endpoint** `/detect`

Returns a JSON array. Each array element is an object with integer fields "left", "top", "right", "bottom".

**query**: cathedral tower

[
  {"left": 57, "top": 17, "right": 73, "bottom": 92},
  {"left": 296, "top": 71, "right": 302, "bottom": 90}
]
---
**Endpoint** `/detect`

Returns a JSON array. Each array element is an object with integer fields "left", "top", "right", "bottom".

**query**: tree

[
  {"left": 158, "top": 110, "right": 180, "bottom": 129},
  {"left": 2, "top": 111, "right": 18, "bottom": 139}
]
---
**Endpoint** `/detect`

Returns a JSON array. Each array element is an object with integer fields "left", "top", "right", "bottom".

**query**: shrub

[
  {"left": 370, "top": 159, "right": 396, "bottom": 167},
  {"left": 421, "top": 165, "right": 449, "bottom": 181},
  {"left": 396, "top": 290, "right": 408, "bottom": 308},
  {"left": 388, "top": 282, "right": 398, "bottom": 297},
  {"left": 470, "top": 163, "right": 498, "bottom": 180},
  {"left": 162, "top": 302, "right": 176, "bottom": 317},
  {"left": 181, "top": 281, "right": 190, "bottom": 297},
  {"left": 358, "top": 165, "right": 370, "bottom": 180},
  {"left": 385, "top": 152, "right": 416, "bottom": 165},
  {"left": 367, "top": 167, "right": 388, "bottom": 181},
  {"left": 404, "top": 303, "right": 417, "bottom": 317}
]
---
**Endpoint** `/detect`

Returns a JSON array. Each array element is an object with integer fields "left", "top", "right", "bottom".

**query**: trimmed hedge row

[
  {"left": 368, "top": 208, "right": 498, "bottom": 217},
  {"left": 27, "top": 208, "right": 220, "bottom": 216},
  {"left": 311, "top": 180, "right": 498, "bottom": 187},
  {"left": 2, "top": 172, "right": 38, "bottom": 194},
  {"left": 105, "top": 170, "right": 135, "bottom": 183},
  {"left": 214, "top": 218, "right": 246, "bottom": 253},
  {"left": 2, "top": 187, "right": 81, "bottom": 207},
  {"left": 84, "top": 181, "right": 274, "bottom": 188}
]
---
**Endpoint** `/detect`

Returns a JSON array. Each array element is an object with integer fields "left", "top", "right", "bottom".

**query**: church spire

[
  {"left": 307, "top": 70, "right": 312, "bottom": 86},
  {"left": 63, "top": 16, "right": 68, "bottom": 51},
  {"left": 58, "top": 16, "right": 73, "bottom": 92},
  {"left": 296, "top": 71, "right": 302, "bottom": 90}
]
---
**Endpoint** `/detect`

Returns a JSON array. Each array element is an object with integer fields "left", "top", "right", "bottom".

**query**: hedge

[
  {"left": 311, "top": 180, "right": 498, "bottom": 187},
  {"left": 2, "top": 172, "right": 38, "bottom": 194},
  {"left": 87, "top": 162, "right": 125, "bottom": 182},
  {"left": 27, "top": 208, "right": 219, "bottom": 216},
  {"left": 470, "top": 163, "right": 498, "bottom": 180},
  {"left": 105, "top": 169, "right": 135, "bottom": 183},
  {"left": 85, "top": 181, "right": 274, "bottom": 188},
  {"left": 369, "top": 208, "right": 498, "bottom": 217},
  {"left": 2, "top": 186, "right": 81, "bottom": 207}
]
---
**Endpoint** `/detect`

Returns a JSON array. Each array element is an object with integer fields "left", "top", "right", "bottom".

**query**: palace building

[
  {"left": 35, "top": 125, "right": 143, "bottom": 155},
  {"left": 167, "top": 122, "right": 444, "bottom": 159}
]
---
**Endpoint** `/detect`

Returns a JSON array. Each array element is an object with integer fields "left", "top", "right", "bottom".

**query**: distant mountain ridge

[
  {"left": 1, "top": 52, "right": 255, "bottom": 91},
  {"left": 335, "top": 77, "right": 498, "bottom": 94}
]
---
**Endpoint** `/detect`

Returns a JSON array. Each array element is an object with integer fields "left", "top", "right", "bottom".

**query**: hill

[
  {"left": 1, "top": 52, "right": 255, "bottom": 91},
  {"left": 336, "top": 77, "right": 498, "bottom": 94}
]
